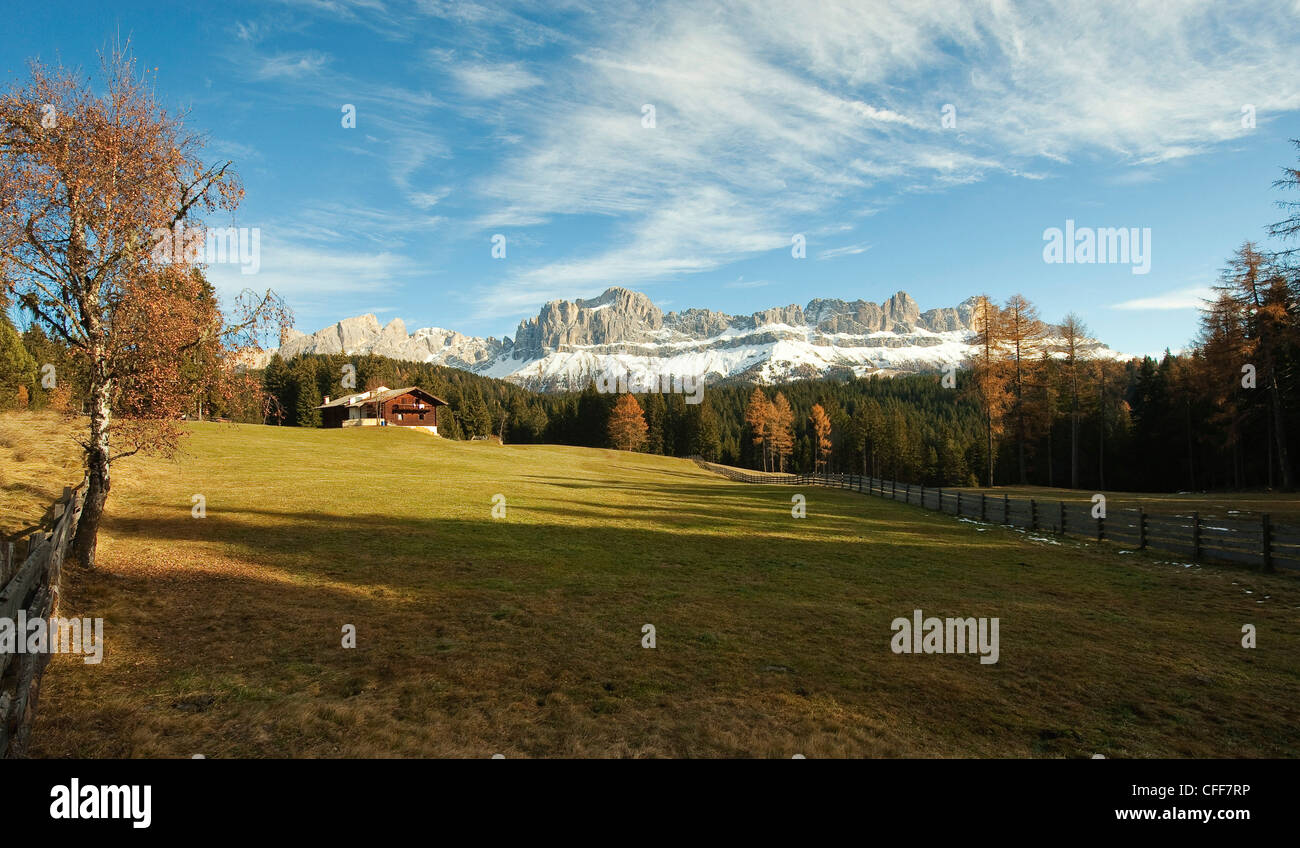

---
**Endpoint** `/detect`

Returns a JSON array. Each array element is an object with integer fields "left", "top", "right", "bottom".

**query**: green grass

[{"left": 23, "top": 420, "right": 1300, "bottom": 758}]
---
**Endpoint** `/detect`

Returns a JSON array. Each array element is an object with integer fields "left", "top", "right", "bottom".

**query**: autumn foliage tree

[
  {"left": 607, "top": 393, "right": 648, "bottom": 451},
  {"left": 1004, "top": 293, "right": 1045, "bottom": 484},
  {"left": 769, "top": 392, "right": 795, "bottom": 472},
  {"left": 745, "top": 387, "right": 773, "bottom": 471},
  {"left": 965, "top": 295, "right": 1011, "bottom": 486},
  {"left": 0, "top": 50, "right": 285, "bottom": 567},
  {"left": 809, "top": 403, "right": 832, "bottom": 473}
]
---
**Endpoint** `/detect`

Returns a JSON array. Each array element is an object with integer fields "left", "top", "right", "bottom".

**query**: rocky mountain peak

[
  {"left": 250, "top": 286, "right": 1102, "bottom": 391},
  {"left": 512, "top": 286, "right": 665, "bottom": 358}
]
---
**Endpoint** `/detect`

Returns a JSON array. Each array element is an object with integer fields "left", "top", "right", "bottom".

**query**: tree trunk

[
  {"left": 1269, "top": 372, "right": 1293, "bottom": 490},
  {"left": 1015, "top": 354, "right": 1026, "bottom": 485},
  {"left": 71, "top": 372, "right": 112, "bottom": 569},
  {"left": 985, "top": 409, "right": 994, "bottom": 487},
  {"left": 1046, "top": 414, "right": 1054, "bottom": 488},
  {"left": 1097, "top": 371, "right": 1106, "bottom": 490},
  {"left": 1070, "top": 390, "right": 1079, "bottom": 488},
  {"left": 1070, "top": 412, "right": 1079, "bottom": 489}
]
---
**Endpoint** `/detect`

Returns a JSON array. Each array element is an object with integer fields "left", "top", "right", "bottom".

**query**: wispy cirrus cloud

[
  {"left": 214, "top": 0, "right": 1300, "bottom": 340},
  {"left": 452, "top": 62, "right": 542, "bottom": 98},
  {"left": 465, "top": 0, "right": 1300, "bottom": 320},
  {"left": 1111, "top": 287, "right": 1214, "bottom": 311},
  {"left": 250, "top": 50, "right": 329, "bottom": 80},
  {"left": 818, "top": 243, "right": 872, "bottom": 261}
]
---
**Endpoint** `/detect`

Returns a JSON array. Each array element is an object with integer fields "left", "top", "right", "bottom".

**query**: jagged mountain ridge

[{"left": 264, "top": 287, "right": 1116, "bottom": 391}]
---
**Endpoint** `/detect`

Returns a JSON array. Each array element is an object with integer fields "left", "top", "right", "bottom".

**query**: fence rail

[
  {"left": 0, "top": 477, "right": 87, "bottom": 758},
  {"left": 692, "top": 460, "right": 1297, "bottom": 574}
]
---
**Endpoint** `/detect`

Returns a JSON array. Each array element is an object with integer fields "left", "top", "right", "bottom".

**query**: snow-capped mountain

[{"left": 260, "top": 287, "right": 1118, "bottom": 391}]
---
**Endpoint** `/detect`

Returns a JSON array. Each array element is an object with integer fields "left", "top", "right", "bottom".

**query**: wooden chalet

[{"left": 317, "top": 386, "right": 449, "bottom": 434}]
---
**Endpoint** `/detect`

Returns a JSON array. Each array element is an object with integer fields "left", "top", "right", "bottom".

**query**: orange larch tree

[
  {"left": 607, "top": 393, "right": 648, "bottom": 451},
  {"left": 965, "top": 294, "right": 1012, "bottom": 486},
  {"left": 809, "top": 403, "right": 832, "bottom": 473},
  {"left": 769, "top": 392, "right": 795, "bottom": 472},
  {"left": 1004, "top": 293, "right": 1046, "bottom": 484},
  {"left": 744, "top": 387, "right": 773, "bottom": 471}
]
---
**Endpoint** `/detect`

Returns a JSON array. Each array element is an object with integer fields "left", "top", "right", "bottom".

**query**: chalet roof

[{"left": 316, "top": 386, "right": 448, "bottom": 409}]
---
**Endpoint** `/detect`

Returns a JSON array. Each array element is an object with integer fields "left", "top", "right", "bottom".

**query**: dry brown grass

[
  {"left": 16, "top": 420, "right": 1300, "bottom": 758},
  {"left": 0, "top": 410, "right": 84, "bottom": 537}
]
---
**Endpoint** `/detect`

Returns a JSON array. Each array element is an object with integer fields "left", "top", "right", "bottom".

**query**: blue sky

[{"left": 7, "top": 0, "right": 1300, "bottom": 357}]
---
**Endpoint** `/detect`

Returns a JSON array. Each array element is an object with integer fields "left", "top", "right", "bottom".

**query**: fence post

[
  {"left": 1192, "top": 512, "right": 1201, "bottom": 562},
  {"left": 906, "top": 483, "right": 911, "bottom": 505},
  {"left": 980, "top": 493, "right": 987, "bottom": 522},
  {"left": 892, "top": 479, "right": 896, "bottom": 500},
  {"left": 920, "top": 484, "right": 926, "bottom": 510},
  {"left": 1003, "top": 495, "right": 1010, "bottom": 524},
  {"left": 1097, "top": 510, "right": 1104, "bottom": 542},
  {"left": 1138, "top": 508, "right": 1147, "bottom": 550},
  {"left": 937, "top": 487, "right": 943, "bottom": 514},
  {"left": 1262, "top": 514, "right": 1273, "bottom": 573},
  {"left": 956, "top": 491, "right": 962, "bottom": 516},
  {"left": 1030, "top": 499, "right": 1038, "bottom": 530}
]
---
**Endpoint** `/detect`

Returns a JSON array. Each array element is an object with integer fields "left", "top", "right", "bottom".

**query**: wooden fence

[
  {"left": 0, "top": 477, "right": 88, "bottom": 758},
  {"left": 693, "top": 461, "right": 1300, "bottom": 573}
]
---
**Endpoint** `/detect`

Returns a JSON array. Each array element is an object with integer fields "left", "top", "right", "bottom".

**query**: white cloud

[
  {"left": 207, "top": 241, "right": 417, "bottom": 301},
  {"left": 233, "top": 0, "right": 1300, "bottom": 325},
  {"left": 818, "top": 243, "right": 872, "bottom": 261},
  {"left": 463, "top": 1, "right": 1300, "bottom": 304},
  {"left": 471, "top": 185, "right": 788, "bottom": 318},
  {"left": 452, "top": 62, "right": 542, "bottom": 98},
  {"left": 1111, "top": 287, "right": 1214, "bottom": 311},
  {"left": 251, "top": 51, "right": 329, "bottom": 80}
]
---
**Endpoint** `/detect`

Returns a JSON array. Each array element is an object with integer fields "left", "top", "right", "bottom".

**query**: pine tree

[
  {"left": 261, "top": 353, "right": 292, "bottom": 424},
  {"left": 20, "top": 324, "right": 64, "bottom": 410},
  {"left": 644, "top": 392, "right": 667, "bottom": 454},
  {"left": 293, "top": 358, "right": 322, "bottom": 427},
  {"left": 686, "top": 398, "right": 721, "bottom": 460},
  {"left": 0, "top": 314, "right": 37, "bottom": 410},
  {"left": 1059, "top": 313, "right": 1092, "bottom": 488}
]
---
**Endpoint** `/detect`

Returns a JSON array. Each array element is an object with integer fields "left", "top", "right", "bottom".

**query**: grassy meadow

[
  {"left": 7, "top": 415, "right": 1300, "bottom": 757},
  {"left": 0, "top": 411, "right": 87, "bottom": 537}
]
